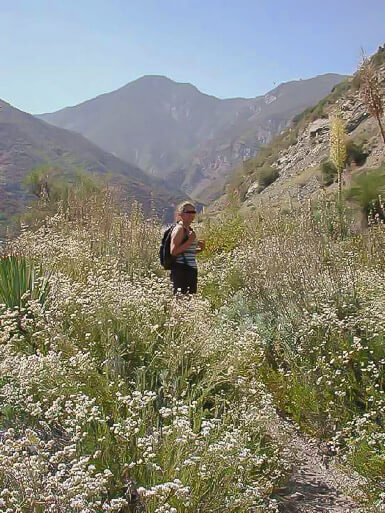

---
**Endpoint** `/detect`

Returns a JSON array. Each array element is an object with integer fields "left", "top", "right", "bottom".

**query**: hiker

[{"left": 169, "top": 201, "right": 204, "bottom": 294}]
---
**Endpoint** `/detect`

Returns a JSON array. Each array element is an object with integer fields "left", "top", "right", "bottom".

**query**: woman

[{"left": 170, "top": 201, "right": 204, "bottom": 294}]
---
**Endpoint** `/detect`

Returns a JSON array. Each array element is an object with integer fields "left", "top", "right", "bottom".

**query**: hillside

[
  {"left": 224, "top": 46, "right": 385, "bottom": 213},
  {"left": 38, "top": 73, "right": 346, "bottom": 201},
  {"left": 0, "top": 99, "right": 185, "bottom": 230}
]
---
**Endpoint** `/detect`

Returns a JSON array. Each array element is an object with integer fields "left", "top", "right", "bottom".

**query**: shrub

[
  {"left": 256, "top": 166, "right": 279, "bottom": 188},
  {"left": 200, "top": 213, "right": 245, "bottom": 258},
  {"left": 345, "top": 163, "right": 385, "bottom": 219},
  {"left": 320, "top": 159, "right": 337, "bottom": 185},
  {"left": 346, "top": 140, "right": 368, "bottom": 166}
]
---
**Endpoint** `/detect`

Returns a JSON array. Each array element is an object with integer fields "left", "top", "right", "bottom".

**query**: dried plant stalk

[{"left": 360, "top": 57, "right": 385, "bottom": 144}]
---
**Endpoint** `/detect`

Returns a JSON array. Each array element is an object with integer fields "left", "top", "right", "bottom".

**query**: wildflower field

[{"left": 0, "top": 193, "right": 385, "bottom": 512}]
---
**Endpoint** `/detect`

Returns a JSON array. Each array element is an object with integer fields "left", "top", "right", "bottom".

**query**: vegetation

[
  {"left": 319, "top": 140, "right": 367, "bottom": 188},
  {"left": 0, "top": 255, "right": 50, "bottom": 309},
  {"left": 201, "top": 198, "right": 385, "bottom": 507},
  {"left": 21, "top": 165, "right": 104, "bottom": 229},
  {"left": 346, "top": 139, "right": 369, "bottom": 166},
  {"left": 359, "top": 56, "right": 385, "bottom": 143},
  {"left": 1, "top": 186, "right": 385, "bottom": 510},
  {"left": 320, "top": 159, "right": 338, "bottom": 186},
  {"left": 256, "top": 166, "right": 279, "bottom": 188},
  {"left": 199, "top": 212, "right": 245, "bottom": 258},
  {"left": 329, "top": 113, "right": 347, "bottom": 200},
  {"left": 2, "top": 42, "right": 385, "bottom": 513},
  {"left": 345, "top": 162, "right": 385, "bottom": 221},
  {"left": 0, "top": 193, "right": 292, "bottom": 512}
]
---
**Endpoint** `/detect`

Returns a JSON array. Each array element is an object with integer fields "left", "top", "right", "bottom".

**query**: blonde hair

[{"left": 174, "top": 201, "right": 196, "bottom": 222}]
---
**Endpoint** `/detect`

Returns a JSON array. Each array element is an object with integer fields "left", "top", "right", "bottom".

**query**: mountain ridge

[
  {"left": 0, "top": 98, "right": 185, "bottom": 232},
  {"left": 38, "top": 73, "right": 347, "bottom": 201}
]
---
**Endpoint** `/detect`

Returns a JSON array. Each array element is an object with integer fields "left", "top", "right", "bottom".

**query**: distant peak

[
  {"left": 135, "top": 74, "right": 173, "bottom": 82},
  {"left": 122, "top": 75, "right": 199, "bottom": 91}
]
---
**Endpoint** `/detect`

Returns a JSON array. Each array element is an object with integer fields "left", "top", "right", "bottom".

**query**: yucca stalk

[
  {"left": 0, "top": 255, "right": 50, "bottom": 309},
  {"left": 360, "top": 58, "right": 385, "bottom": 144},
  {"left": 330, "top": 113, "right": 347, "bottom": 201}
]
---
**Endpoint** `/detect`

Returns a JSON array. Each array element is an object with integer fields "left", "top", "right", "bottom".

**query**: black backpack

[{"left": 159, "top": 224, "right": 188, "bottom": 269}]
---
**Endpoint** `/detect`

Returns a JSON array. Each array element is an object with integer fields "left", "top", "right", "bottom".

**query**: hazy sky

[{"left": 2, "top": 0, "right": 385, "bottom": 114}]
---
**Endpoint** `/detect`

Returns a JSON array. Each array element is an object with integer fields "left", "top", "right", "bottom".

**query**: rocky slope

[
  {"left": 0, "top": 99, "right": 184, "bottom": 231},
  {"left": 38, "top": 74, "right": 346, "bottom": 202},
  {"left": 233, "top": 54, "right": 385, "bottom": 213}
]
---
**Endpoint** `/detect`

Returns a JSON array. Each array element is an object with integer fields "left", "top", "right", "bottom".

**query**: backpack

[{"left": 159, "top": 224, "right": 188, "bottom": 269}]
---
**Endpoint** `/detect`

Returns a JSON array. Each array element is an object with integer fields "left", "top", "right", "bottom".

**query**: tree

[
  {"left": 329, "top": 113, "right": 347, "bottom": 201},
  {"left": 359, "top": 57, "right": 385, "bottom": 144}
]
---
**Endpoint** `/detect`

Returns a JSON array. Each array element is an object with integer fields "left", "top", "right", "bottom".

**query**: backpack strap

[
  {"left": 181, "top": 227, "right": 188, "bottom": 266},
  {"left": 175, "top": 223, "right": 189, "bottom": 266}
]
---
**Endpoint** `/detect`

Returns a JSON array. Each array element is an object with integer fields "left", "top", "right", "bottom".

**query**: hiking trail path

[{"left": 272, "top": 417, "right": 370, "bottom": 513}]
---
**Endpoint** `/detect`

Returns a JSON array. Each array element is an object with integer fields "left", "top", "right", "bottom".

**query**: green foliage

[
  {"left": 320, "top": 159, "right": 337, "bottom": 185},
  {"left": 5, "top": 180, "right": 385, "bottom": 508},
  {"left": 206, "top": 201, "right": 385, "bottom": 502},
  {"left": 256, "top": 166, "right": 279, "bottom": 188},
  {"left": 201, "top": 269, "right": 245, "bottom": 310},
  {"left": 312, "top": 196, "right": 353, "bottom": 239},
  {"left": 349, "top": 436, "right": 385, "bottom": 478},
  {"left": 0, "top": 255, "right": 50, "bottom": 309},
  {"left": 0, "top": 199, "right": 288, "bottom": 511},
  {"left": 346, "top": 140, "right": 368, "bottom": 166},
  {"left": 200, "top": 214, "right": 245, "bottom": 258},
  {"left": 345, "top": 163, "right": 385, "bottom": 217}
]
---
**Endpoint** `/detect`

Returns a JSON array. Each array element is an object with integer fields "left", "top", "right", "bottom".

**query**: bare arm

[{"left": 170, "top": 225, "right": 196, "bottom": 256}]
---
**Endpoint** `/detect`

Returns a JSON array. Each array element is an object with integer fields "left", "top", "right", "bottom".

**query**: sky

[{"left": 1, "top": 0, "right": 385, "bottom": 114}]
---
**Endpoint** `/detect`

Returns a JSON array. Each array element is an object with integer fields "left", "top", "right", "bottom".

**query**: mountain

[
  {"left": 38, "top": 74, "right": 347, "bottom": 202},
  {"left": 220, "top": 46, "right": 385, "bottom": 214},
  {"left": 0, "top": 99, "right": 184, "bottom": 231}
]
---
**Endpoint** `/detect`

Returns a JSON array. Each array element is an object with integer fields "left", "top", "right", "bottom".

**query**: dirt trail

[{"left": 271, "top": 418, "right": 369, "bottom": 513}]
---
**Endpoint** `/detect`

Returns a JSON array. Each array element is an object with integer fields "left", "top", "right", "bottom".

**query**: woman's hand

[{"left": 197, "top": 239, "right": 205, "bottom": 250}]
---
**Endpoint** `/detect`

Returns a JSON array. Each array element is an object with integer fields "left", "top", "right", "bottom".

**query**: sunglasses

[{"left": 183, "top": 210, "right": 197, "bottom": 214}]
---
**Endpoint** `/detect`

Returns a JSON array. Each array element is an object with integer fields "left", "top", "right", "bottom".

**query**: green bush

[
  {"left": 345, "top": 163, "right": 385, "bottom": 218},
  {"left": 256, "top": 166, "right": 279, "bottom": 188},
  {"left": 320, "top": 159, "right": 337, "bottom": 186},
  {"left": 200, "top": 214, "right": 245, "bottom": 258},
  {"left": 346, "top": 140, "right": 368, "bottom": 166}
]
